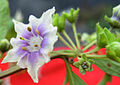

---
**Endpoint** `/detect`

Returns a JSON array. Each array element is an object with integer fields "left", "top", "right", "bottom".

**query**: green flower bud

[
  {"left": 104, "top": 5, "right": 120, "bottom": 28},
  {"left": 96, "top": 23, "right": 108, "bottom": 48},
  {"left": 106, "top": 42, "right": 120, "bottom": 63},
  {"left": 52, "top": 13, "right": 65, "bottom": 32},
  {"left": 73, "top": 54, "right": 93, "bottom": 75},
  {"left": 96, "top": 23, "right": 116, "bottom": 48},
  {"left": 0, "top": 39, "right": 10, "bottom": 52},
  {"left": 63, "top": 8, "right": 80, "bottom": 23}
]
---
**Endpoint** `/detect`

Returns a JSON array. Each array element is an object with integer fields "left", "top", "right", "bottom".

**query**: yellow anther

[
  {"left": 27, "top": 27, "right": 32, "bottom": 32},
  {"left": 20, "top": 37, "right": 25, "bottom": 40},
  {"left": 22, "top": 47, "right": 27, "bottom": 50},
  {"left": 36, "top": 29, "right": 39, "bottom": 34}
]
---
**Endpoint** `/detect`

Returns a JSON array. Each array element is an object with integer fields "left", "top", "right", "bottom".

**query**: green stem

[
  {"left": 50, "top": 51, "right": 74, "bottom": 56},
  {"left": 57, "top": 33, "right": 73, "bottom": 50},
  {"left": 82, "top": 40, "right": 97, "bottom": 52},
  {"left": 0, "top": 65, "right": 23, "bottom": 79},
  {"left": 72, "top": 23, "right": 81, "bottom": 50},
  {"left": 86, "top": 47, "right": 100, "bottom": 54},
  {"left": 85, "top": 54, "right": 107, "bottom": 59},
  {"left": 62, "top": 30, "right": 77, "bottom": 49}
]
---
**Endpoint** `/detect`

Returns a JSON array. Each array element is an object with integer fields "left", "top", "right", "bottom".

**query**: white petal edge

[
  {"left": 12, "top": 19, "right": 31, "bottom": 38},
  {"left": 10, "top": 38, "right": 21, "bottom": 48},
  {"left": 29, "top": 7, "right": 55, "bottom": 30},
  {"left": 42, "top": 24, "right": 58, "bottom": 53},
  {"left": 27, "top": 56, "right": 48, "bottom": 83},
  {"left": 1, "top": 48, "right": 19, "bottom": 64}
]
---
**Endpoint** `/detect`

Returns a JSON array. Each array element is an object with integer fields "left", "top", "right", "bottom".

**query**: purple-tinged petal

[
  {"left": 41, "top": 25, "right": 58, "bottom": 52},
  {"left": 17, "top": 52, "right": 28, "bottom": 68},
  {"left": 16, "top": 44, "right": 29, "bottom": 56},
  {"left": 22, "top": 30, "right": 33, "bottom": 39},
  {"left": 27, "top": 52, "right": 48, "bottom": 83}
]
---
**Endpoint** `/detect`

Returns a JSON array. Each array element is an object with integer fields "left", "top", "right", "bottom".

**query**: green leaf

[
  {"left": 64, "top": 58, "right": 87, "bottom": 85},
  {"left": 0, "top": 0, "right": 12, "bottom": 40},
  {"left": 98, "top": 73, "right": 112, "bottom": 85},
  {"left": 94, "top": 58, "right": 120, "bottom": 77}
]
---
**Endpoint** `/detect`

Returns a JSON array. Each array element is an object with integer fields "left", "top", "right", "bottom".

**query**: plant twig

[
  {"left": 57, "top": 33, "right": 73, "bottom": 50},
  {"left": 72, "top": 23, "right": 81, "bottom": 50},
  {"left": 62, "top": 30, "right": 77, "bottom": 49}
]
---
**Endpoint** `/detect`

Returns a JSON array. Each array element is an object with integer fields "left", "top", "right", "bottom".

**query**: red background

[{"left": 0, "top": 47, "right": 120, "bottom": 85}]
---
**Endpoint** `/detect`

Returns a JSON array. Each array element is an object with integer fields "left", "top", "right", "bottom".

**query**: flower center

[{"left": 27, "top": 36, "right": 43, "bottom": 52}]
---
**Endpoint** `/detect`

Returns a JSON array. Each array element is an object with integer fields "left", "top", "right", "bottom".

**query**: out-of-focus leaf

[
  {"left": 94, "top": 58, "right": 120, "bottom": 77},
  {"left": 0, "top": 0, "right": 12, "bottom": 40},
  {"left": 98, "top": 73, "right": 112, "bottom": 85},
  {"left": 63, "top": 58, "right": 87, "bottom": 85},
  {"left": 5, "top": 21, "right": 16, "bottom": 40}
]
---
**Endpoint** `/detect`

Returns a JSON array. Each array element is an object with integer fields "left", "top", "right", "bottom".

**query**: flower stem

[
  {"left": 57, "top": 33, "right": 73, "bottom": 50},
  {"left": 62, "top": 30, "right": 77, "bottom": 49},
  {"left": 85, "top": 54, "right": 107, "bottom": 59},
  {"left": 72, "top": 23, "right": 81, "bottom": 50},
  {"left": 0, "top": 65, "right": 23, "bottom": 79},
  {"left": 86, "top": 47, "right": 100, "bottom": 54},
  {"left": 82, "top": 40, "right": 97, "bottom": 52},
  {"left": 50, "top": 51, "right": 75, "bottom": 56}
]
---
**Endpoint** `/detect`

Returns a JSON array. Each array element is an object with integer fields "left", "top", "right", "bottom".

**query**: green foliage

[
  {"left": 0, "top": 0, "right": 12, "bottom": 40},
  {"left": 94, "top": 58, "right": 120, "bottom": 77},
  {"left": 64, "top": 58, "right": 86, "bottom": 85},
  {"left": 5, "top": 21, "right": 16, "bottom": 40},
  {"left": 98, "top": 73, "right": 112, "bottom": 85},
  {"left": 63, "top": 8, "right": 79, "bottom": 23}
]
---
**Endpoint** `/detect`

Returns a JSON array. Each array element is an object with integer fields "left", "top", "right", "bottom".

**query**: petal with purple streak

[{"left": 22, "top": 30, "right": 33, "bottom": 39}]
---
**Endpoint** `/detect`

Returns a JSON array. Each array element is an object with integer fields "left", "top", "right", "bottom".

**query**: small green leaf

[
  {"left": 0, "top": 0, "right": 12, "bottom": 40},
  {"left": 64, "top": 58, "right": 87, "bottom": 85},
  {"left": 94, "top": 58, "right": 120, "bottom": 77}
]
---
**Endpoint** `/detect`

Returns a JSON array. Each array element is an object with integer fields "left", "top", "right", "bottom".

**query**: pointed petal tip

[
  {"left": 33, "top": 79, "right": 39, "bottom": 83},
  {"left": 1, "top": 59, "right": 6, "bottom": 64}
]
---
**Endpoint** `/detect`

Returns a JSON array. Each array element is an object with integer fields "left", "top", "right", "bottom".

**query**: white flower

[{"left": 1, "top": 7, "right": 58, "bottom": 83}]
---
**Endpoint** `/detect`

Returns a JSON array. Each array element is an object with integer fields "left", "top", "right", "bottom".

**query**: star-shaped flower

[{"left": 1, "top": 7, "right": 58, "bottom": 83}]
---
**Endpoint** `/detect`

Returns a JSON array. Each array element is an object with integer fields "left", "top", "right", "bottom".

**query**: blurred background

[{"left": 8, "top": 0, "right": 120, "bottom": 47}]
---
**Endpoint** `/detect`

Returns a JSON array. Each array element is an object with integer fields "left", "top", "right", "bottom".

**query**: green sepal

[
  {"left": 73, "top": 54, "right": 93, "bottom": 75},
  {"left": 103, "top": 28, "right": 116, "bottom": 43},
  {"left": 104, "top": 15, "right": 120, "bottom": 28},
  {"left": 63, "top": 8, "right": 80, "bottom": 23},
  {"left": 98, "top": 32, "right": 108, "bottom": 48},
  {"left": 96, "top": 23, "right": 117, "bottom": 48},
  {"left": 96, "top": 23, "right": 107, "bottom": 48}
]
